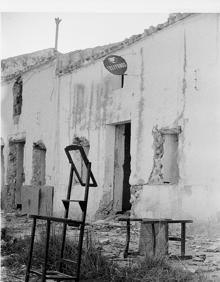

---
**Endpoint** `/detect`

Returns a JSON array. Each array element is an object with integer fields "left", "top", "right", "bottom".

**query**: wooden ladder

[{"left": 25, "top": 144, "right": 97, "bottom": 282}]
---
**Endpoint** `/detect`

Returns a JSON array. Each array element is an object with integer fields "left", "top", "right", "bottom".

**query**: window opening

[
  {"left": 161, "top": 133, "right": 179, "bottom": 184},
  {"left": 13, "top": 76, "right": 23, "bottom": 117},
  {"left": 32, "top": 142, "right": 46, "bottom": 186},
  {"left": 148, "top": 127, "right": 180, "bottom": 185}
]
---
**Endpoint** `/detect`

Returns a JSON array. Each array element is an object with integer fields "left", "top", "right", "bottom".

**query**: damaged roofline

[
  {"left": 1, "top": 48, "right": 57, "bottom": 83},
  {"left": 56, "top": 13, "right": 195, "bottom": 77},
  {"left": 1, "top": 13, "right": 195, "bottom": 82}
]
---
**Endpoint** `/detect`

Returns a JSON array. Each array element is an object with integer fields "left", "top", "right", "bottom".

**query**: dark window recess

[
  {"left": 32, "top": 142, "right": 46, "bottom": 186},
  {"left": 13, "top": 76, "right": 23, "bottom": 117}
]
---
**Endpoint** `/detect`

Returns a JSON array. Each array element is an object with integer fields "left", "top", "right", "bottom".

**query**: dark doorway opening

[
  {"left": 122, "top": 123, "right": 131, "bottom": 211},
  {"left": 113, "top": 122, "right": 131, "bottom": 212},
  {"left": 7, "top": 140, "right": 25, "bottom": 209}
]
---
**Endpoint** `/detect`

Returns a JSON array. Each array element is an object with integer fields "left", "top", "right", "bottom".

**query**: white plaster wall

[
  {"left": 55, "top": 49, "right": 138, "bottom": 218},
  {"left": 56, "top": 14, "right": 220, "bottom": 222},
  {"left": 132, "top": 14, "right": 220, "bottom": 222},
  {"left": 1, "top": 61, "right": 59, "bottom": 194},
  {"left": 56, "top": 19, "right": 185, "bottom": 218}
]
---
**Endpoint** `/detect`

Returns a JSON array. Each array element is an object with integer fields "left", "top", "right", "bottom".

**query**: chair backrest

[{"left": 65, "top": 145, "right": 97, "bottom": 187}]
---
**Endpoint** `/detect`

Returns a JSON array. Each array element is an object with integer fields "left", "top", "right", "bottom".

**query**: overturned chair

[{"left": 25, "top": 144, "right": 97, "bottom": 282}]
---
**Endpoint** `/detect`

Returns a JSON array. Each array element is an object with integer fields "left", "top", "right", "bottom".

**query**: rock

[
  {"left": 206, "top": 246, "right": 220, "bottom": 252},
  {"left": 1, "top": 239, "right": 7, "bottom": 248},
  {"left": 192, "top": 255, "right": 206, "bottom": 262},
  {"left": 187, "top": 267, "right": 196, "bottom": 273},
  {"left": 99, "top": 238, "right": 110, "bottom": 245}
]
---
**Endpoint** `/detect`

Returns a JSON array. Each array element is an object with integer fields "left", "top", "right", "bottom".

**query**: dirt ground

[{"left": 1, "top": 211, "right": 220, "bottom": 281}]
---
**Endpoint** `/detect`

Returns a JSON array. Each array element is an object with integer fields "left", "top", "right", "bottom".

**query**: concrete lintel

[{"left": 159, "top": 126, "right": 182, "bottom": 135}]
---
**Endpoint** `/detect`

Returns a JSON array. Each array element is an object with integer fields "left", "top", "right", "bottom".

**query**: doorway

[
  {"left": 113, "top": 123, "right": 131, "bottom": 211},
  {"left": 7, "top": 141, "right": 25, "bottom": 209}
]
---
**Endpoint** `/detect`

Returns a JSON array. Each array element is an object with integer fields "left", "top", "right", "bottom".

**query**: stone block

[
  {"left": 39, "top": 186, "right": 54, "bottom": 216},
  {"left": 139, "top": 222, "right": 168, "bottom": 257},
  {"left": 21, "top": 185, "right": 40, "bottom": 215}
]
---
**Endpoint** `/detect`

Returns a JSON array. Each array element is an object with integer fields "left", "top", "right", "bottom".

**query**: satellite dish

[{"left": 103, "top": 55, "right": 127, "bottom": 75}]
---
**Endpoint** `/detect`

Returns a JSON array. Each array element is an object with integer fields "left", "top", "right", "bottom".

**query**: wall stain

[
  {"left": 75, "top": 84, "right": 85, "bottom": 129},
  {"left": 87, "top": 81, "right": 94, "bottom": 131},
  {"left": 95, "top": 85, "right": 101, "bottom": 129},
  {"left": 102, "top": 80, "right": 109, "bottom": 124},
  {"left": 174, "top": 30, "right": 187, "bottom": 126},
  {"left": 68, "top": 74, "right": 73, "bottom": 143},
  {"left": 136, "top": 48, "right": 145, "bottom": 171}
]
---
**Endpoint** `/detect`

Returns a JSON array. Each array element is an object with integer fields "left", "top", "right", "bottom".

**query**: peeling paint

[
  {"left": 148, "top": 126, "right": 165, "bottom": 184},
  {"left": 130, "top": 184, "right": 143, "bottom": 205},
  {"left": 33, "top": 140, "right": 46, "bottom": 150},
  {"left": 148, "top": 126, "right": 181, "bottom": 184}
]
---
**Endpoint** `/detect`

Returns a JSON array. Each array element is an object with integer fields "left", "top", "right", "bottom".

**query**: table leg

[
  {"left": 124, "top": 219, "right": 130, "bottom": 258},
  {"left": 181, "top": 222, "right": 186, "bottom": 257},
  {"left": 165, "top": 223, "right": 169, "bottom": 255},
  {"left": 151, "top": 223, "right": 156, "bottom": 255}
]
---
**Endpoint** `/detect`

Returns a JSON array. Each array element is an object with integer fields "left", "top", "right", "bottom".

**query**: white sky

[
  {"left": 1, "top": 0, "right": 220, "bottom": 59},
  {"left": 1, "top": 13, "right": 169, "bottom": 58}
]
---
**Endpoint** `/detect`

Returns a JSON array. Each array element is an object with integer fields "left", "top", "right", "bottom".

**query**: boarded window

[
  {"left": 13, "top": 76, "right": 23, "bottom": 117},
  {"left": 161, "top": 133, "right": 179, "bottom": 184},
  {"left": 32, "top": 142, "right": 46, "bottom": 186}
]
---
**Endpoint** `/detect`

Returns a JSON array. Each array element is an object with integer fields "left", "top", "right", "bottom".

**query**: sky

[
  {"left": 1, "top": 13, "right": 169, "bottom": 59},
  {"left": 1, "top": 0, "right": 220, "bottom": 59}
]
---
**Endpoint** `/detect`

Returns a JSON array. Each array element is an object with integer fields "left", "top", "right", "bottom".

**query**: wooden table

[{"left": 118, "top": 217, "right": 193, "bottom": 259}]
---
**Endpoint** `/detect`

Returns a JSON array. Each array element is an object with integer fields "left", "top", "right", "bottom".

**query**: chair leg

[
  {"left": 41, "top": 220, "right": 51, "bottom": 282},
  {"left": 165, "top": 223, "right": 169, "bottom": 255},
  {"left": 25, "top": 218, "right": 36, "bottom": 282}
]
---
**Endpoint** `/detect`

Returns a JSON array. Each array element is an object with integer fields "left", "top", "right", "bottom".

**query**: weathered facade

[{"left": 1, "top": 13, "right": 220, "bottom": 222}]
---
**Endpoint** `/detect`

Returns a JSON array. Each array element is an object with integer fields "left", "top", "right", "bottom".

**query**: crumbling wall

[
  {"left": 31, "top": 141, "right": 46, "bottom": 186},
  {"left": 130, "top": 184, "right": 143, "bottom": 210},
  {"left": 148, "top": 126, "right": 180, "bottom": 185},
  {"left": 148, "top": 126, "right": 165, "bottom": 184},
  {"left": 13, "top": 76, "right": 23, "bottom": 118},
  {"left": 5, "top": 143, "right": 17, "bottom": 210}
]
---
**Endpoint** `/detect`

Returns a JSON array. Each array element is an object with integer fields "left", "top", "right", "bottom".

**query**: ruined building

[{"left": 1, "top": 13, "right": 220, "bottom": 223}]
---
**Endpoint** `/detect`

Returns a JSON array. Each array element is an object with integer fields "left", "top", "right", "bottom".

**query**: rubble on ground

[{"left": 1, "top": 211, "right": 220, "bottom": 281}]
